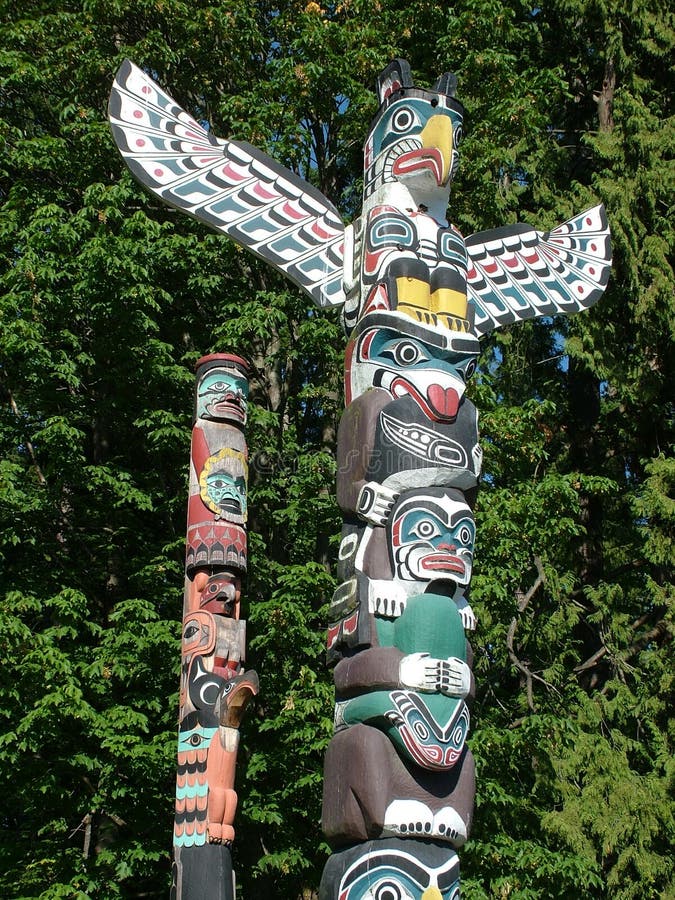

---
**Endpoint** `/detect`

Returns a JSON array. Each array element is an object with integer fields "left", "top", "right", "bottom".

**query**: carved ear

[
  {"left": 376, "top": 58, "right": 413, "bottom": 104},
  {"left": 434, "top": 72, "right": 458, "bottom": 98}
]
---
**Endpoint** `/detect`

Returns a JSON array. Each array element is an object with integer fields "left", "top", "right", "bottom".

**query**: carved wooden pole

[
  {"left": 172, "top": 354, "right": 258, "bottom": 900},
  {"left": 320, "top": 62, "right": 478, "bottom": 896}
]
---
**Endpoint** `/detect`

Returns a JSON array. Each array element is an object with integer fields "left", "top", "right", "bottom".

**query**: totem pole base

[{"left": 172, "top": 844, "right": 235, "bottom": 900}]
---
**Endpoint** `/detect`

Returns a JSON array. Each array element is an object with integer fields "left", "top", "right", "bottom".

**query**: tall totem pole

[
  {"left": 174, "top": 353, "right": 258, "bottom": 899},
  {"left": 109, "top": 58, "right": 611, "bottom": 898}
]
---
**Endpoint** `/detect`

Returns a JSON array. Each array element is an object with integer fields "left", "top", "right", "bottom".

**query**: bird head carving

[{"left": 365, "top": 59, "right": 464, "bottom": 209}]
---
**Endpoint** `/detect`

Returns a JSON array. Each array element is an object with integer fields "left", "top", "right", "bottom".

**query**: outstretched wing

[
  {"left": 108, "top": 60, "right": 345, "bottom": 308},
  {"left": 465, "top": 205, "right": 611, "bottom": 336}
]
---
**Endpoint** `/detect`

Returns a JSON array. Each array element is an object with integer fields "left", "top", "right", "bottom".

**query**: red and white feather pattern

[
  {"left": 108, "top": 60, "right": 345, "bottom": 308},
  {"left": 465, "top": 205, "right": 611, "bottom": 335},
  {"left": 109, "top": 61, "right": 611, "bottom": 334}
]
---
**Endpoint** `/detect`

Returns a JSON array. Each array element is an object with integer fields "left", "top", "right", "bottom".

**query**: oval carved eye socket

[
  {"left": 464, "top": 360, "right": 476, "bottom": 380},
  {"left": 183, "top": 623, "right": 199, "bottom": 641},
  {"left": 413, "top": 720, "right": 430, "bottom": 739},
  {"left": 392, "top": 107, "right": 414, "bottom": 132},
  {"left": 374, "top": 882, "right": 406, "bottom": 900},
  {"left": 457, "top": 525, "right": 473, "bottom": 545},
  {"left": 411, "top": 518, "right": 440, "bottom": 540},
  {"left": 454, "top": 124, "right": 464, "bottom": 146},
  {"left": 393, "top": 341, "right": 427, "bottom": 366}
]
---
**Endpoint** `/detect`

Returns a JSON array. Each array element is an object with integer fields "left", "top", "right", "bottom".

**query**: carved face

[
  {"left": 365, "top": 93, "right": 464, "bottom": 197},
  {"left": 329, "top": 840, "right": 460, "bottom": 899},
  {"left": 203, "top": 471, "right": 246, "bottom": 514},
  {"left": 345, "top": 313, "right": 479, "bottom": 416},
  {"left": 198, "top": 448, "right": 248, "bottom": 521},
  {"left": 197, "top": 370, "right": 248, "bottom": 423},
  {"left": 195, "top": 355, "right": 249, "bottom": 424},
  {"left": 389, "top": 489, "right": 474, "bottom": 586},
  {"left": 195, "top": 570, "right": 241, "bottom": 618}
]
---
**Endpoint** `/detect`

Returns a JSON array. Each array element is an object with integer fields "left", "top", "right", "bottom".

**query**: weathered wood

[{"left": 172, "top": 355, "right": 258, "bottom": 899}]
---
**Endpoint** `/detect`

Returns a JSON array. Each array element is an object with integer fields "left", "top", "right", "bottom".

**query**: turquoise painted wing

[
  {"left": 108, "top": 60, "right": 345, "bottom": 308},
  {"left": 465, "top": 205, "right": 611, "bottom": 336}
]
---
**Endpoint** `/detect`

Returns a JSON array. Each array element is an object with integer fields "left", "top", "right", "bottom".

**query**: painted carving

[
  {"left": 320, "top": 838, "right": 461, "bottom": 900},
  {"left": 109, "top": 59, "right": 610, "bottom": 337},
  {"left": 172, "top": 354, "right": 258, "bottom": 900},
  {"left": 186, "top": 354, "right": 249, "bottom": 575},
  {"left": 110, "top": 54, "right": 611, "bottom": 900}
]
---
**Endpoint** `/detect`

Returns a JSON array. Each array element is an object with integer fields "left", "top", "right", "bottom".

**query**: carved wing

[
  {"left": 465, "top": 205, "right": 611, "bottom": 336},
  {"left": 108, "top": 60, "right": 345, "bottom": 308}
]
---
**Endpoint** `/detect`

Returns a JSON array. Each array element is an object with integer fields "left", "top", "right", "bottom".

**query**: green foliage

[{"left": 0, "top": 0, "right": 672, "bottom": 898}]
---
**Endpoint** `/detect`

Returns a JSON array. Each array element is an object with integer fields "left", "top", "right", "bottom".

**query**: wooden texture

[{"left": 172, "top": 355, "right": 258, "bottom": 899}]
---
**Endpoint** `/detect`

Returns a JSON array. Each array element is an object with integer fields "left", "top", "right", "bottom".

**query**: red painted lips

[{"left": 420, "top": 554, "right": 465, "bottom": 574}]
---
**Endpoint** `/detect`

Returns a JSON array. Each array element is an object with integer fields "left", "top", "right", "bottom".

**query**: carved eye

[
  {"left": 456, "top": 524, "right": 473, "bottom": 545},
  {"left": 189, "top": 732, "right": 205, "bottom": 747},
  {"left": 374, "top": 882, "right": 407, "bottom": 900},
  {"left": 392, "top": 107, "right": 415, "bottom": 133},
  {"left": 464, "top": 360, "right": 476, "bottom": 380},
  {"left": 183, "top": 623, "right": 199, "bottom": 641},
  {"left": 411, "top": 518, "right": 440, "bottom": 540},
  {"left": 454, "top": 124, "right": 464, "bottom": 146},
  {"left": 210, "top": 381, "right": 228, "bottom": 391},
  {"left": 393, "top": 341, "right": 427, "bottom": 366}
]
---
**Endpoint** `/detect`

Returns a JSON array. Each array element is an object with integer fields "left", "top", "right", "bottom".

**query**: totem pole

[
  {"left": 109, "top": 58, "right": 611, "bottom": 898},
  {"left": 173, "top": 353, "right": 258, "bottom": 900}
]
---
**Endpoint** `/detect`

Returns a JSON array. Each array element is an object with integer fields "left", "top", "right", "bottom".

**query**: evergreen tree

[{"left": 0, "top": 1, "right": 672, "bottom": 897}]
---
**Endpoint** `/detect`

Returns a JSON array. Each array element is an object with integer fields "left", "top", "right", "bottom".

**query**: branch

[
  {"left": 3, "top": 381, "right": 46, "bottom": 484},
  {"left": 507, "top": 557, "right": 557, "bottom": 711},
  {"left": 574, "top": 609, "right": 668, "bottom": 674}
]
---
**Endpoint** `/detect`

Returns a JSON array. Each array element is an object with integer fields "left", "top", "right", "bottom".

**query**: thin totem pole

[
  {"left": 173, "top": 353, "right": 258, "bottom": 900},
  {"left": 109, "top": 58, "right": 611, "bottom": 898}
]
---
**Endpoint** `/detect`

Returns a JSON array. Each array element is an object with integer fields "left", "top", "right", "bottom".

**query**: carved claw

[
  {"left": 383, "top": 799, "right": 468, "bottom": 847},
  {"left": 455, "top": 595, "right": 477, "bottom": 631},
  {"left": 368, "top": 580, "right": 407, "bottom": 617},
  {"left": 208, "top": 822, "right": 235, "bottom": 845}
]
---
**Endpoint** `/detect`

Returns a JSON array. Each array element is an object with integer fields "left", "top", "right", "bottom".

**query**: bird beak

[
  {"left": 420, "top": 114, "right": 454, "bottom": 185},
  {"left": 421, "top": 888, "right": 443, "bottom": 900}
]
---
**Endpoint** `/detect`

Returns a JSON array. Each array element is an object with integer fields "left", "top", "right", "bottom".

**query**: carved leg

[{"left": 206, "top": 726, "right": 239, "bottom": 844}]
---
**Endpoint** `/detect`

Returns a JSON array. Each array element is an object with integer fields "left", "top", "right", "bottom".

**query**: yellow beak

[
  {"left": 421, "top": 888, "right": 443, "bottom": 900},
  {"left": 420, "top": 114, "right": 454, "bottom": 185}
]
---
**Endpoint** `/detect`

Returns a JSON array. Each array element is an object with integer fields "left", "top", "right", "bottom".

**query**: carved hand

[
  {"left": 356, "top": 481, "right": 399, "bottom": 526},
  {"left": 455, "top": 595, "right": 477, "bottom": 631},
  {"left": 399, "top": 652, "right": 471, "bottom": 697}
]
